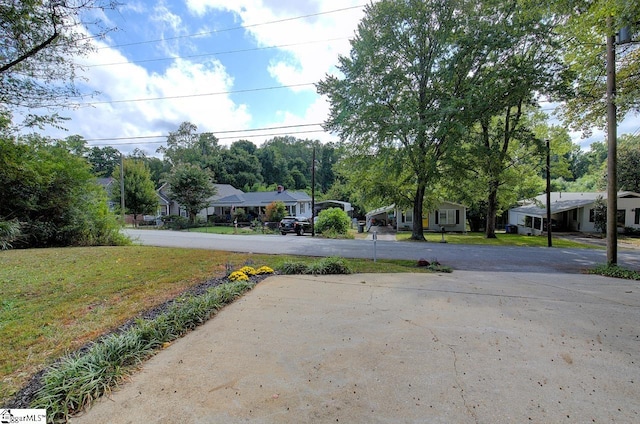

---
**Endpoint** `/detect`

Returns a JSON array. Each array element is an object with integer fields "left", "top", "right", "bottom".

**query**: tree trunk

[
  {"left": 411, "top": 183, "right": 426, "bottom": 241},
  {"left": 485, "top": 181, "right": 498, "bottom": 238}
]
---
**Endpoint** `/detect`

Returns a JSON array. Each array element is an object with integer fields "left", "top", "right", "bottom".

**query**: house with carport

[
  {"left": 507, "top": 191, "right": 640, "bottom": 235},
  {"left": 366, "top": 201, "right": 467, "bottom": 232}
]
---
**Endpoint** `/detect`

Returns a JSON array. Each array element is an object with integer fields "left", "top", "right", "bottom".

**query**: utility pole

[
  {"left": 546, "top": 139, "right": 552, "bottom": 248},
  {"left": 606, "top": 19, "right": 617, "bottom": 265},
  {"left": 120, "top": 152, "right": 125, "bottom": 223},
  {"left": 311, "top": 146, "right": 316, "bottom": 237},
  {"left": 605, "top": 22, "right": 634, "bottom": 264}
]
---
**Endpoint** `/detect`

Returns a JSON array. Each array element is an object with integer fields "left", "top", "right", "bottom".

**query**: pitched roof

[
  {"left": 510, "top": 191, "right": 640, "bottom": 216},
  {"left": 211, "top": 189, "right": 311, "bottom": 207}
]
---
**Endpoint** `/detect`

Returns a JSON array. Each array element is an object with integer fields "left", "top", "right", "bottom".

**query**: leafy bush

[
  {"left": 162, "top": 215, "right": 190, "bottom": 230},
  {"left": 0, "top": 137, "right": 127, "bottom": 248},
  {"left": 232, "top": 207, "right": 247, "bottom": 222},
  {"left": 315, "top": 208, "right": 351, "bottom": 236},
  {"left": 265, "top": 201, "right": 286, "bottom": 222}
]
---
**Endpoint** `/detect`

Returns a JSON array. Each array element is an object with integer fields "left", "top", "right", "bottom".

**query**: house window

[
  {"left": 525, "top": 216, "right": 533, "bottom": 227},
  {"left": 438, "top": 209, "right": 457, "bottom": 225},
  {"left": 534, "top": 217, "right": 542, "bottom": 230},
  {"left": 635, "top": 209, "right": 640, "bottom": 225},
  {"left": 617, "top": 209, "right": 626, "bottom": 226},
  {"left": 300, "top": 203, "right": 305, "bottom": 214},
  {"left": 589, "top": 209, "right": 595, "bottom": 222}
]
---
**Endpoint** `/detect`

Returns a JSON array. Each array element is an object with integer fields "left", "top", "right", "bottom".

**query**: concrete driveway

[{"left": 71, "top": 271, "right": 640, "bottom": 424}]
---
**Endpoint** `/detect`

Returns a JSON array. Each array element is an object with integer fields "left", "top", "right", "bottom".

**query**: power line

[
  {"left": 83, "top": 123, "right": 324, "bottom": 142},
  {"left": 99, "top": 4, "right": 365, "bottom": 50},
  {"left": 85, "top": 37, "right": 351, "bottom": 68},
  {"left": 75, "top": 82, "right": 316, "bottom": 106},
  {"left": 87, "top": 129, "right": 330, "bottom": 147}
]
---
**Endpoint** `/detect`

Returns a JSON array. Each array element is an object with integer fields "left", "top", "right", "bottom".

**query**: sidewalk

[{"left": 70, "top": 272, "right": 640, "bottom": 423}]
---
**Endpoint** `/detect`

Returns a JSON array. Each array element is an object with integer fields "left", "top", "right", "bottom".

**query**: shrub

[
  {"left": 315, "top": 208, "right": 351, "bottom": 237},
  {"left": 265, "top": 201, "right": 286, "bottom": 222},
  {"left": 162, "top": 215, "right": 190, "bottom": 230}
]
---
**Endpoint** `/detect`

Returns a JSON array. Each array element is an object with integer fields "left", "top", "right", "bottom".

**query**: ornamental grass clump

[{"left": 279, "top": 257, "right": 352, "bottom": 275}]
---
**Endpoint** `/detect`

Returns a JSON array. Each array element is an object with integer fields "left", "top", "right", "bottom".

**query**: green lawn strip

[
  {"left": 396, "top": 231, "right": 600, "bottom": 248},
  {"left": 185, "top": 226, "right": 261, "bottom": 235}
]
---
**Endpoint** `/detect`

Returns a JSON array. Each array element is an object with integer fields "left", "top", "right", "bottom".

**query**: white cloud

[{"left": 45, "top": 37, "right": 252, "bottom": 153}]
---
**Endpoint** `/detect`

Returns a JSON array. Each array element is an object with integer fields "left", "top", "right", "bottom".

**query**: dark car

[{"left": 279, "top": 216, "right": 311, "bottom": 236}]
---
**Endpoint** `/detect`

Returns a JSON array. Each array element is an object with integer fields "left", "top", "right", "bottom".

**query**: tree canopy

[{"left": 0, "top": 0, "right": 118, "bottom": 127}]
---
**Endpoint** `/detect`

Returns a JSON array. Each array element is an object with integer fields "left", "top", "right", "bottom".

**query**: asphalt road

[{"left": 124, "top": 229, "right": 640, "bottom": 273}]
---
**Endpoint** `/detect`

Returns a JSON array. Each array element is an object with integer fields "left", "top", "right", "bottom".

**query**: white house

[
  {"left": 366, "top": 201, "right": 467, "bottom": 232},
  {"left": 508, "top": 191, "right": 640, "bottom": 235}
]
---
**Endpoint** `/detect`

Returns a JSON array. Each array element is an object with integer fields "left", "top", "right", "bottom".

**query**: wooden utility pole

[
  {"left": 120, "top": 152, "right": 125, "bottom": 223},
  {"left": 311, "top": 146, "right": 316, "bottom": 237},
  {"left": 546, "top": 139, "right": 552, "bottom": 247},
  {"left": 606, "top": 20, "right": 617, "bottom": 265}
]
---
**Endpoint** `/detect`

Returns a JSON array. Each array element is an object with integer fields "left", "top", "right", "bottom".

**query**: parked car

[{"left": 279, "top": 216, "right": 311, "bottom": 236}]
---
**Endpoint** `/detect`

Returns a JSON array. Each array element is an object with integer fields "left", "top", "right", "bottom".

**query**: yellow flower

[
  {"left": 255, "top": 266, "right": 274, "bottom": 275},
  {"left": 228, "top": 271, "right": 249, "bottom": 282},
  {"left": 238, "top": 266, "right": 257, "bottom": 276}
]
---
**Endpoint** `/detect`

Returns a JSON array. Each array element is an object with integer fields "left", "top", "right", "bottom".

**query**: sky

[{"left": 34, "top": 0, "right": 639, "bottom": 156}]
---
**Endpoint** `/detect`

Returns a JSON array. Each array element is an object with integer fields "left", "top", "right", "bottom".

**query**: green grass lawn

[
  {"left": 396, "top": 231, "right": 600, "bottom": 248},
  {"left": 0, "top": 246, "right": 426, "bottom": 403}
]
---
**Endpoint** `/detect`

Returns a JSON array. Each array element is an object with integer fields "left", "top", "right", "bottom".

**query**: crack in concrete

[{"left": 448, "top": 344, "right": 478, "bottom": 424}]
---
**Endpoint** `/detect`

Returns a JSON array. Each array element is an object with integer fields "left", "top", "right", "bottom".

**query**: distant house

[
  {"left": 157, "top": 183, "right": 312, "bottom": 222},
  {"left": 207, "top": 185, "right": 312, "bottom": 221},
  {"left": 366, "top": 201, "right": 467, "bottom": 232},
  {"left": 507, "top": 191, "right": 640, "bottom": 235}
]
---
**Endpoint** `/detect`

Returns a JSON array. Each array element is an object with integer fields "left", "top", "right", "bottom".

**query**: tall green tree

[
  {"left": 0, "top": 0, "right": 118, "bottom": 126},
  {"left": 617, "top": 134, "right": 640, "bottom": 192},
  {"left": 87, "top": 146, "right": 121, "bottom": 177},
  {"left": 111, "top": 159, "right": 158, "bottom": 227},
  {"left": 165, "top": 164, "right": 216, "bottom": 224},
  {"left": 318, "top": 0, "right": 490, "bottom": 240},
  {"left": 158, "top": 122, "right": 223, "bottom": 173},
  {"left": 452, "top": 1, "right": 565, "bottom": 238},
  {"left": 555, "top": 0, "right": 640, "bottom": 134}
]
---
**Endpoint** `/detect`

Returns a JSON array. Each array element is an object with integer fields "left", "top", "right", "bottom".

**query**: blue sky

[
  {"left": 38, "top": 0, "right": 637, "bottom": 155},
  {"left": 39, "top": 0, "right": 368, "bottom": 155}
]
